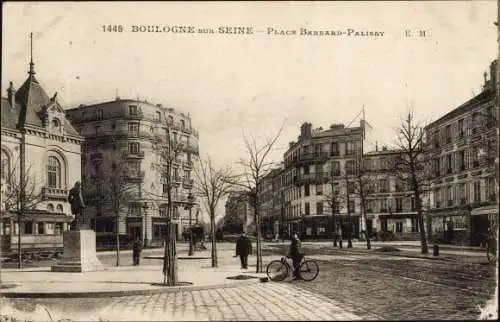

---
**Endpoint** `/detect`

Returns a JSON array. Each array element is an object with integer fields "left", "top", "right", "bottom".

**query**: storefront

[{"left": 471, "top": 205, "right": 498, "bottom": 246}]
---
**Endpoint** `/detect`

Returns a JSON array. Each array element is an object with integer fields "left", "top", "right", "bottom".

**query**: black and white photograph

[{"left": 0, "top": 1, "right": 498, "bottom": 321}]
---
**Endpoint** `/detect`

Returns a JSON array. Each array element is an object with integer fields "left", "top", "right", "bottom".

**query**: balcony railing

[
  {"left": 293, "top": 172, "right": 330, "bottom": 186},
  {"left": 122, "top": 151, "right": 145, "bottom": 159},
  {"left": 294, "top": 152, "right": 329, "bottom": 166},
  {"left": 183, "top": 178, "right": 194, "bottom": 189},
  {"left": 42, "top": 187, "right": 68, "bottom": 201},
  {"left": 125, "top": 171, "right": 145, "bottom": 182}
]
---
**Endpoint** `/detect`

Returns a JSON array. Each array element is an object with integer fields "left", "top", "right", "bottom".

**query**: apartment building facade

[
  {"left": 1, "top": 57, "right": 83, "bottom": 251},
  {"left": 282, "top": 122, "right": 364, "bottom": 239},
  {"left": 363, "top": 147, "right": 422, "bottom": 239},
  {"left": 258, "top": 165, "right": 285, "bottom": 238},
  {"left": 66, "top": 99, "right": 200, "bottom": 246},
  {"left": 425, "top": 61, "right": 498, "bottom": 246}
]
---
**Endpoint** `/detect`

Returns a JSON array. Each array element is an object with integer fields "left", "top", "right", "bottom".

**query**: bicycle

[{"left": 266, "top": 255, "right": 320, "bottom": 282}]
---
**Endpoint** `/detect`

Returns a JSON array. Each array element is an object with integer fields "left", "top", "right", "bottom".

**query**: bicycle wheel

[
  {"left": 266, "top": 260, "right": 289, "bottom": 282},
  {"left": 299, "top": 260, "right": 319, "bottom": 281}
]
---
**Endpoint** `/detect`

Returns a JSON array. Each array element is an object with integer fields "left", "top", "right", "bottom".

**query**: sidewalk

[{"left": 0, "top": 248, "right": 269, "bottom": 298}]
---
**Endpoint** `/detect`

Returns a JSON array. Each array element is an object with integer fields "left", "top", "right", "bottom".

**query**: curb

[
  {"left": 0, "top": 277, "right": 266, "bottom": 299},
  {"left": 337, "top": 248, "right": 461, "bottom": 262}
]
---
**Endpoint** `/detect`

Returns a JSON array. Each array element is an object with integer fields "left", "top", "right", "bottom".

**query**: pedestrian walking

[
  {"left": 288, "top": 232, "right": 304, "bottom": 280},
  {"left": 132, "top": 238, "right": 142, "bottom": 266},
  {"left": 234, "top": 232, "right": 252, "bottom": 269}
]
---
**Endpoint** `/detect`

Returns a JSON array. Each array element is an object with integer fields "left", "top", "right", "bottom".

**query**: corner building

[
  {"left": 425, "top": 61, "right": 498, "bottom": 246},
  {"left": 66, "top": 99, "right": 200, "bottom": 246},
  {"left": 283, "top": 122, "right": 364, "bottom": 239}
]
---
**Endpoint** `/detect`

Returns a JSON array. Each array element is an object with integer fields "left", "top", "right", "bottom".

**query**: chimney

[
  {"left": 375, "top": 141, "right": 379, "bottom": 152},
  {"left": 300, "top": 122, "right": 312, "bottom": 140},
  {"left": 7, "top": 81, "right": 16, "bottom": 107}
]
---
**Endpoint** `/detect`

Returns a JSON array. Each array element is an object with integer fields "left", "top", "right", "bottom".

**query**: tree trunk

[
  {"left": 210, "top": 213, "right": 217, "bottom": 267},
  {"left": 17, "top": 211, "right": 22, "bottom": 269},
  {"left": 255, "top": 207, "right": 263, "bottom": 273},
  {"left": 163, "top": 205, "right": 178, "bottom": 285},
  {"left": 332, "top": 214, "right": 337, "bottom": 247},
  {"left": 116, "top": 213, "right": 120, "bottom": 266},
  {"left": 415, "top": 187, "right": 428, "bottom": 254},
  {"left": 347, "top": 215, "right": 353, "bottom": 248}
]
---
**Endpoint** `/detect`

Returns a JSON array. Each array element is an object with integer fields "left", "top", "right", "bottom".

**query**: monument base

[{"left": 51, "top": 229, "right": 103, "bottom": 273}]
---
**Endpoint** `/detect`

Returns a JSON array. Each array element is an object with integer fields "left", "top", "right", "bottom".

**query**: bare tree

[
  {"left": 351, "top": 153, "right": 376, "bottom": 250},
  {"left": 393, "top": 110, "right": 430, "bottom": 254},
  {"left": 1, "top": 159, "right": 43, "bottom": 268},
  {"left": 149, "top": 129, "right": 186, "bottom": 285},
  {"left": 193, "top": 156, "right": 235, "bottom": 267},
  {"left": 231, "top": 125, "right": 284, "bottom": 273},
  {"left": 324, "top": 171, "right": 343, "bottom": 247},
  {"left": 90, "top": 153, "right": 135, "bottom": 266}
]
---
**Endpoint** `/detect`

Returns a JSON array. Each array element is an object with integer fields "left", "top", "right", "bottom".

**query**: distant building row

[{"left": 225, "top": 60, "right": 498, "bottom": 246}]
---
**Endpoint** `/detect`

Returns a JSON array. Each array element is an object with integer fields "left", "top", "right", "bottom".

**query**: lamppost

[
  {"left": 143, "top": 202, "right": 149, "bottom": 247},
  {"left": 186, "top": 192, "right": 195, "bottom": 256}
]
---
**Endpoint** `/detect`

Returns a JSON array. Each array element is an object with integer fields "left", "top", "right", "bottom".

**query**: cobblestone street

[{"left": 4, "top": 283, "right": 363, "bottom": 321}]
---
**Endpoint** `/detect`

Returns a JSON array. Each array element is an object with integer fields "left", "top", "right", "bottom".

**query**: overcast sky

[{"left": 2, "top": 2, "right": 497, "bottom": 220}]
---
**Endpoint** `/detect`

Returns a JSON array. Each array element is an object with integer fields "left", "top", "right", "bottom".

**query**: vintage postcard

[{"left": 1, "top": 1, "right": 498, "bottom": 321}]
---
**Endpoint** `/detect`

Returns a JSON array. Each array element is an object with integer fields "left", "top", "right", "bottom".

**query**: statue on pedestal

[{"left": 68, "top": 181, "right": 86, "bottom": 230}]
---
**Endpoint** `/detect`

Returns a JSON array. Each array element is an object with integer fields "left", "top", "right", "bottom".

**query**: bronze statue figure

[{"left": 68, "top": 181, "right": 86, "bottom": 229}]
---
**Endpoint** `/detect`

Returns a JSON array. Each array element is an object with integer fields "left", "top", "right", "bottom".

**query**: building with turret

[{"left": 1, "top": 42, "right": 83, "bottom": 253}]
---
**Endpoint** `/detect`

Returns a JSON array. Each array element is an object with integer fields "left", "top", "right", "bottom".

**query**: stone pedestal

[{"left": 51, "top": 229, "right": 103, "bottom": 272}]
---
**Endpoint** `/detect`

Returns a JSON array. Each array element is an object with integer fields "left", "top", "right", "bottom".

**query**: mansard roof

[{"left": 2, "top": 71, "right": 79, "bottom": 136}]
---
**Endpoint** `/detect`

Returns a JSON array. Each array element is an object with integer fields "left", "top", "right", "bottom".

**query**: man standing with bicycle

[{"left": 288, "top": 232, "right": 304, "bottom": 280}]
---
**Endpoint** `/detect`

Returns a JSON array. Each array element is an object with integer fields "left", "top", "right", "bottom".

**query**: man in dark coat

[
  {"left": 235, "top": 232, "right": 252, "bottom": 269},
  {"left": 132, "top": 238, "right": 142, "bottom": 266},
  {"left": 288, "top": 232, "right": 304, "bottom": 280}
]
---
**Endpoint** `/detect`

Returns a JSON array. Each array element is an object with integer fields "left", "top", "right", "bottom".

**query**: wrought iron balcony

[
  {"left": 122, "top": 151, "right": 145, "bottom": 159},
  {"left": 41, "top": 187, "right": 68, "bottom": 201},
  {"left": 293, "top": 152, "right": 329, "bottom": 166},
  {"left": 183, "top": 178, "right": 194, "bottom": 189}
]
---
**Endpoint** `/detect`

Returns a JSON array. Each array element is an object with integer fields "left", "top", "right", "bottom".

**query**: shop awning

[{"left": 471, "top": 205, "right": 498, "bottom": 216}]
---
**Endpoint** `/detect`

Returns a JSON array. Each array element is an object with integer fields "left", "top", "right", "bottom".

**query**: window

[
  {"left": 457, "top": 119, "right": 464, "bottom": 137},
  {"left": 346, "top": 142, "right": 357, "bottom": 156},
  {"left": 347, "top": 182, "right": 355, "bottom": 194},
  {"left": 346, "top": 160, "right": 355, "bottom": 175},
  {"left": 111, "top": 123, "right": 116, "bottom": 131},
  {"left": 95, "top": 125, "right": 101, "bottom": 133},
  {"left": 434, "top": 158, "right": 441, "bottom": 176},
  {"left": 433, "top": 130, "right": 440, "bottom": 147},
  {"left": 167, "top": 115, "right": 174, "bottom": 124},
  {"left": 97, "top": 109, "right": 103, "bottom": 120},
  {"left": 180, "top": 119, "right": 185, "bottom": 130},
  {"left": 1, "top": 149, "right": 10, "bottom": 182},
  {"left": 446, "top": 186, "right": 453, "bottom": 206},
  {"left": 317, "top": 226, "right": 326, "bottom": 235},
  {"left": 348, "top": 200, "right": 355, "bottom": 213},
  {"left": 55, "top": 222, "right": 63, "bottom": 234},
  {"left": 51, "top": 119, "right": 60, "bottom": 130},
  {"left": 395, "top": 222, "right": 403, "bottom": 233},
  {"left": 333, "top": 202, "right": 340, "bottom": 214},
  {"left": 56, "top": 204, "right": 63, "bottom": 213},
  {"left": 129, "top": 204, "right": 141, "bottom": 216},
  {"left": 47, "top": 204, "right": 54, "bottom": 212},
  {"left": 395, "top": 198, "right": 403, "bottom": 212},
  {"left": 128, "top": 122, "right": 139, "bottom": 133},
  {"left": 331, "top": 161, "right": 340, "bottom": 176},
  {"left": 316, "top": 184, "right": 323, "bottom": 195},
  {"left": 46, "top": 223, "right": 54, "bottom": 235},
  {"left": 487, "top": 177, "right": 496, "bottom": 201},
  {"left": 305, "top": 202, "right": 310, "bottom": 216},
  {"left": 303, "top": 165, "right": 310, "bottom": 175},
  {"left": 316, "top": 202, "right": 323, "bottom": 215},
  {"left": 156, "top": 111, "right": 161, "bottom": 122},
  {"left": 129, "top": 105, "right": 138, "bottom": 115},
  {"left": 128, "top": 142, "right": 139, "bottom": 154},
  {"left": 163, "top": 184, "right": 168, "bottom": 194},
  {"left": 446, "top": 154, "right": 453, "bottom": 174},
  {"left": 410, "top": 197, "right": 416, "bottom": 211},
  {"left": 380, "top": 199, "right": 387, "bottom": 212},
  {"left": 435, "top": 188, "right": 441, "bottom": 208},
  {"left": 331, "top": 142, "right": 339, "bottom": 156},
  {"left": 445, "top": 125, "right": 452, "bottom": 143},
  {"left": 304, "top": 185, "right": 310, "bottom": 197},
  {"left": 473, "top": 181, "right": 481, "bottom": 203},
  {"left": 24, "top": 221, "right": 33, "bottom": 235},
  {"left": 379, "top": 179, "right": 388, "bottom": 193},
  {"left": 47, "top": 156, "right": 61, "bottom": 188},
  {"left": 459, "top": 183, "right": 467, "bottom": 204},
  {"left": 127, "top": 161, "right": 140, "bottom": 172},
  {"left": 458, "top": 150, "right": 466, "bottom": 171},
  {"left": 411, "top": 218, "right": 419, "bottom": 232}
]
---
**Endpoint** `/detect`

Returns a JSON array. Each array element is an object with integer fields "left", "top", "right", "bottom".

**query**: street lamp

[
  {"left": 143, "top": 202, "right": 149, "bottom": 247},
  {"left": 186, "top": 192, "right": 195, "bottom": 256}
]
